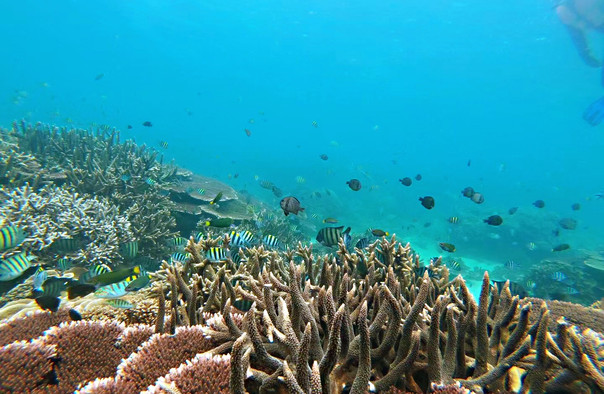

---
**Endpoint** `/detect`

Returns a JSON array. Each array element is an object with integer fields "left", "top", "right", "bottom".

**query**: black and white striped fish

[
  {"left": 206, "top": 247, "right": 228, "bottom": 262},
  {"left": 119, "top": 241, "right": 139, "bottom": 259},
  {"left": 229, "top": 230, "right": 254, "bottom": 247},
  {"left": 170, "top": 252, "right": 191, "bottom": 263},
  {"left": 262, "top": 234, "right": 282, "bottom": 249},
  {"left": 0, "top": 252, "right": 35, "bottom": 281},
  {"left": 316, "top": 226, "right": 351, "bottom": 248}
]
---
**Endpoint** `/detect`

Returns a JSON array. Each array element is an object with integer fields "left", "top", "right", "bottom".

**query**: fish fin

[
  {"left": 284, "top": 211, "right": 289, "bottom": 216},
  {"left": 343, "top": 227, "right": 351, "bottom": 235}
]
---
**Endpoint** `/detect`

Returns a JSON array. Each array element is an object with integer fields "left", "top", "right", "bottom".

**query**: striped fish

[
  {"left": 170, "top": 252, "right": 191, "bottom": 263},
  {"left": 194, "top": 232, "right": 204, "bottom": 242},
  {"left": 106, "top": 299, "right": 134, "bottom": 309},
  {"left": 449, "top": 260, "right": 461, "bottom": 270},
  {"left": 57, "top": 257, "right": 72, "bottom": 271},
  {"left": 229, "top": 230, "right": 254, "bottom": 247},
  {"left": 94, "top": 275, "right": 136, "bottom": 298},
  {"left": 316, "top": 226, "right": 351, "bottom": 247},
  {"left": 119, "top": 241, "right": 139, "bottom": 259},
  {"left": 41, "top": 276, "right": 74, "bottom": 297},
  {"left": 206, "top": 247, "right": 228, "bottom": 262},
  {"left": 551, "top": 271, "right": 567, "bottom": 282},
  {"left": 167, "top": 237, "right": 188, "bottom": 248},
  {"left": 230, "top": 248, "right": 243, "bottom": 265},
  {"left": 51, "top": 237, "right": 81, "bottom": 252},
  {"left": 355, "top": 237, "right": 371, "bottom": 250},
  {"left": 0, "top": 226, "right": 25, "bottom": 251},
  {"left": 262, "top": 234, "right": 282, "bottom": 249},
  {"left": 0, "top": 253, "right": 35, "bottom": 281},
  {"left": 79, "top": 264, "right": 111, "bottom": 283}
]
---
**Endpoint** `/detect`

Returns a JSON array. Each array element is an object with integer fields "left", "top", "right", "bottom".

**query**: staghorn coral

[
  {"left": 0, "top": 184, "right": 133, "bottom": 266},
  {"left": 0, "top": 235, "right": 603, "bottom": 393}
]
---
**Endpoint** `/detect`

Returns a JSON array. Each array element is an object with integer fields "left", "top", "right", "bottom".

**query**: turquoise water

[{"left": 1, "top": 0, "right": 603, "bottom": 302}]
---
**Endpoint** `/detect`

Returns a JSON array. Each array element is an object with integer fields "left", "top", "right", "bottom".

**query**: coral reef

[
  {"left": 0, "top": 235, "right": 603, "bottom": 393},
  {"left": 0, "top": 184, "right": 133, "bottom": 266},
  {"left": 0, "top": 121, "right": 178, "bottom": 257}
]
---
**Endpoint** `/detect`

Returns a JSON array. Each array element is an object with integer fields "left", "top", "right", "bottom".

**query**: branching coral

[
  {"left": 0, "top": 184, "right": 133, "bottom": 266},
  {"left": 0, "top": 235, "right": 603, "bottom": 393},
  {"left": 0, "top": 121, "right": 178, "bottom": 256}
]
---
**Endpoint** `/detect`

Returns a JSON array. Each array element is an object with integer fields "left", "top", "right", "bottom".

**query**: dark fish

[
  {"left": 558, "top": 218, "right": 577, "bottom": 230},
  {"left": 210, "top": 192, "right": 224, "bottom": 205},
  {"left": 316, "top": 226, "right": 351, "bottom": 247},
  {"left": 323, "top": 217, "right": 338, "bottom": 224},
  {"left": 533, "top": 200, "right": 545, "bottom": 208},
  {"left": 67, "top": 283, "right": 96, "bottom": 299},
  {"left": 271, "top": 186, "right": 283, "bottom": 198},
  {"left": 552, "top": 243, "right": 570, "bottom": 252},
  {"left": 127, "top": 125, "right": 133, "bottom": 129},
  {"left": 484, "top": 215, "right": 503, "bottom": 226},
  {"left": 320, "top": 154, "right": 328, "bottom": 160},
  {"left": 88, "top": 266, "right": 141, "bottom": 286},
  {"left": 346, "top": 179, "right": 361, "bottom": 191},
  {"left": 94, "top": 73, "right": 104, "bottom": 80},
  {"left": 68, "top": 309, "right": 82, "bottom": 321},
  {"left": 245, "top": 128, "right": 252, "bottom": 137},
  {"left": 508, "top": 207, "right": 518, "bottom": 215},
  {"left": 35, "top": 295, "right": 60, "bottom": 312},
  {"left": 0, "top": 225, "right": 26, "bottom": 251},
  {"left": 461, "top": 187, "right": 475, "bottom": 198},
  {"left": 142, "top": 121, "right": 152, "bottom": 127},
  {"left": 371, "top": 229, "right": 389, "bottom": 237},
  {"left": 399, "top": 177, "right": 412, "bottom": 186},
  {"left": 419, "top": 196, "right": 435, "bottom": 209},
  {"left": 552, "top": 228, "right": 560, "bottom": 237},
  {"left": 439, "top": 242, "right": 456, "bottom": 252},
  {"left": 280, "top": 196, "right": 305, "bottom": 216},
  {"left": 471, "top": 193, "right": 484, "bottom": 204},
  {"left": 571, "top": 203, "right": 581, "bottom": 211},
  {"left": 467, "top": 160, "right": 471, "bottom": 167},
  {"left": 415, "top": 174, "right": 422, "bottom": 181},
  {"left": 205, "top": 218, "right": 234, "bottom": 227}
]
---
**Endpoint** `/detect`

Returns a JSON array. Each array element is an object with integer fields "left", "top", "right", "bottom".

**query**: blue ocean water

[{"left": 1, "top": 0, "right": 602, "bottom": 301}]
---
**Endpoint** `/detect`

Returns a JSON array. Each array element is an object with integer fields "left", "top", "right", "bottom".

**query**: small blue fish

[{"left": 145, "top": 178, "right": 156, "bottom": 186}]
